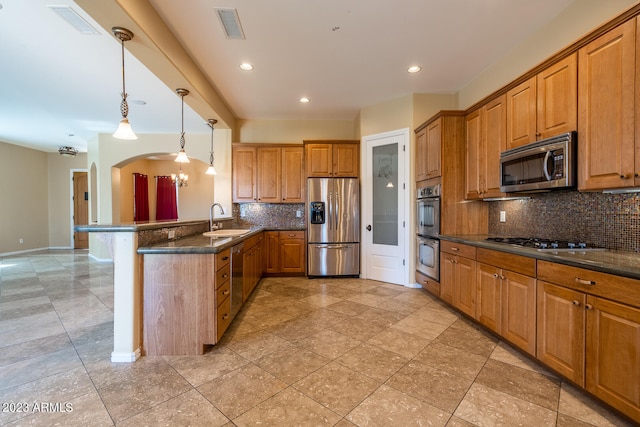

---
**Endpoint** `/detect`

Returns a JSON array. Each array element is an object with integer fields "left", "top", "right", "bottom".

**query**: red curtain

[
  {"left": 133, "top": 173, "right": 149, "bottom": 222},
  {"left": 156, "top": 176, "right": 178, "bottom": 221}
]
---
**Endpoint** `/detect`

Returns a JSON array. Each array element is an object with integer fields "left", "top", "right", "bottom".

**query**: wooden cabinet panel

[
  {"left": 426, "top": 119, "right": 442, "bottom": 178},
  {"left": 264, "top": 231, "right": 280, "bottom": 273},
  {"left": 537, "top": 54, "right": 577, "bottom": 139},
  {"left": 440, "top": 254, "right": 455, "bottom": 305},
  {"left": 586, "top": 296, "right": 640, "bottom": 421},
  {"left": 441, "top": 241, "right": 476, "bottom": 259},
  {"left": 305, "top": 142, "right": 359, "bottom": 178},
  {"left": 216, "top": 295, "right": 231, "bottom": 341},
  {"left": 415, "top": 127, "right": 428, "bottom": 182},
  {"left": 502, "top": 269, "right": 537, "bottom": 355},
  {"left": 257, "top": 147, "right": 281, "bottom": 202},
  {"left": 416, "top": 270, "right": 439, "bottom": 297},
  {"left": 333, "top": 143, "right": 359, "bottom": 177},
  {"left": 282, "top": 146, "right": 305, "bottom": 202},
  {"left": 477, "top": 263, "right": 502, "bottom": 334},
  {"left": 536, "top": 280, "right": 585, "bottom": 385},
  {"left": 455, "top": 256, "right": 477, "bottom": 318},
  {"left": 477, "top": 248, "right": 536, "bottom": 277},
  {"left": 440, "top": 242, "right": 476, "bottom": 316},
  {"left": 306, "top": 143, "right": 333, "bottom": 177},
  {"left": 578, "top": 19, "right": 636, "bottom": 190},
  {"left": 279, "top": 231, "right": 305, "bottom": 273},
  {"left": 465, "top": 109, "right": 482, "bottom": 200},
  {"left": 232, "top": 146, "right": 257, "bottom": 202},
  {"left": 507, "top": 76, "right": 537, "bottom": 149}
]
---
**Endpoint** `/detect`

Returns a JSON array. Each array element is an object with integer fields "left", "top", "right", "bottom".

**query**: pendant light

[
  {"left": 112, "top": 27, "right": 137, "bottom": 140},
  {"left": 174, "top": 88, "right": 190, "bottom": 163},
  {"left": 205, "top": 119, "right": 218, "bottom": 175}
]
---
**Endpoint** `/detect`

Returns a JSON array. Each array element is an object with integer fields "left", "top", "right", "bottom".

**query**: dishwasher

[{"left": 230, "top": 242, "right": 244, "bottom": 318}]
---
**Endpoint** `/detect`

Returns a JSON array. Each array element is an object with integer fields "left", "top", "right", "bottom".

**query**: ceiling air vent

[
  {"left": 48, "top": 5, "right": 100, "bottom": 35},
  {"left": 215, "top": 8, "right": 245, "bottom": 40}
]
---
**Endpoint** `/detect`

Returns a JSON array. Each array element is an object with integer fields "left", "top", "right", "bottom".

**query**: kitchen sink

[{"left": 203, "top": 229, "right": 251, "bottom": 237}]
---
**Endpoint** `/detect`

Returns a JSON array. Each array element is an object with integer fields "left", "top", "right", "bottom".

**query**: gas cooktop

[{"left": 486, "top": 237, "right": 606, "bottom": 252}]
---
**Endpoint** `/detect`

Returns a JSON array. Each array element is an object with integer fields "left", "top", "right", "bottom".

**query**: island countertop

[{"left": 75, "top": 219, "right": 214, "bottom": 233}]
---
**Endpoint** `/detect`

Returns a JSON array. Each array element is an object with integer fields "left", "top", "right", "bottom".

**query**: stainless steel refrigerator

[{"left": 307, "top": 178, "right": 360, "bottom": 277}]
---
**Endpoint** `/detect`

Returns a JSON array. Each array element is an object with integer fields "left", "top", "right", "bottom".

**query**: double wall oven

[{"left": 416, "top": 184, "right": 440, "bottom": 282}]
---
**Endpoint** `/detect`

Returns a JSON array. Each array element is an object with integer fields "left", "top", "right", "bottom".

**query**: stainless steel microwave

[{"left": 500, "top": 131, "right": 576, "bottom": 193}]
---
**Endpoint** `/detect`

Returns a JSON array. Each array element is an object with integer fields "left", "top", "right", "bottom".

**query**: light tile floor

[{"left": 0, "top": 250, "right": 636, "bottom": 426}]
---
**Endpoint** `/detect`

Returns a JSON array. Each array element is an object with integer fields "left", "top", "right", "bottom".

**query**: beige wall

[
  {"left": 236, "top": 119, "right": 356, "bottom": 143},
  {"left": 458, "top": 0, "right": 639, "bottom": 109}
]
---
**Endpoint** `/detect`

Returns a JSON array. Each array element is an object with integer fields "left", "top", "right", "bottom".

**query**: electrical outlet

[
  {"left": 296, "top": 210, "right": 302, "bottom": 218},
  {"left": 19, "top": 238, "right": 23, "bottom": 244},
  {"left": 499, "top": 211, "right": 506, "bottom": 223},
  {"left": 168, "top": 230, "right": 175, "bottom": 239}
]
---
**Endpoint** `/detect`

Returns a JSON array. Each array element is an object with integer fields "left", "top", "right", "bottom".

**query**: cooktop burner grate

[{"left": 486, "top": 237, "right": 606, "bottom": 252}]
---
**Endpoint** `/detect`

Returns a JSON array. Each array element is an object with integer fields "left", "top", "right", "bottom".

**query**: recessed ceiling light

[
  {"left": 299, "top": 97, "right": 310, "bottom": 103},
  {"left": 407, "top": 65, "right": 422, "bottom": 73},
  {"left": 240, "top": 63, "right": 254, "bottom": 71}
]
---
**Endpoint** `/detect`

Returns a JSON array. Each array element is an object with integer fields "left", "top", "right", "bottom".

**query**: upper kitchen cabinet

[
  {"left": 232, "top": 144, "right": 304, "bottom": 203},
  {"left": 578, "top": 19, "right": 638, "bottom": 191},
  {"left": 465, "top": 95, "right": 507, "bottom": 199},
  {"left": 415, "top": 118, "right": 442, "bottom": 180},
  {"left": 506, "top": 53, "right": 577, "bottom": 149},
  {"left": 305, "top": 141, "right": 360, "bottom": 178},
  {"left": 232, "top": 145, "right": 257, "bottom": 202}
]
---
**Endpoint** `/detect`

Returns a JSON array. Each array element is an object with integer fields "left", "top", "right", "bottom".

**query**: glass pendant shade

[
  {"left": 113, "top": 117, "right": 137, "bottom": 140},
  {"left": 175, "top": 148, "right": 190, "bottom": 163},
  {"left": 205, "top": 165, "right": 217, "bottom": 175}
]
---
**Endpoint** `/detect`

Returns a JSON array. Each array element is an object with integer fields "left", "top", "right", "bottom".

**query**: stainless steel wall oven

[{"left": 416, "top": 183, "right": 441, "bottom": 282}]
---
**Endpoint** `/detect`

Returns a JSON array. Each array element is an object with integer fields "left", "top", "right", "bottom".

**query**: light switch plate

[{"left": 500, "top": 211, "right": 506, "bottom": 222}]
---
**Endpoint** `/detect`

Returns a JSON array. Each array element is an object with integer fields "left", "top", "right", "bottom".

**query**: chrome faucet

[{"left": 210, "top": 203, "right": 225, "bottom": 231}]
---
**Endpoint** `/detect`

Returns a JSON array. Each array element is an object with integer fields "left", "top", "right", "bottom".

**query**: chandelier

[{"left": 171, "top": 165, "right": 188, "bottom": 188}]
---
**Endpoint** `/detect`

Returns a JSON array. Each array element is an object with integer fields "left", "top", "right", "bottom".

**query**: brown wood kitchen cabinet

[
  {"left": 476, "top": 248, "right": 537, "bottom": 356},
  {"left": 506, "top": 53, "right": 577, "bottom": 149},
  {"left": 465, "top": 95, "right": 507, "bottom": 199},
  {"left": 440, "top": 241, "right": 477, "bottom": 317},
  {"left": 305, "top": 140, "right": 359, "bottom": 178},
  {"left": 264, "top": 230, "right": 306, "bottom": 275},
  {"left": 233, "top": 144, "right": 304, "bottom": 203},
  {"left": 537, "top": 260, "right": 640, "bottom": 421},
  {"left": 243, "top": 232, "right": 264, "bottom": 301},
  {"left": 415, "top": 118, "right": 442, "bottom": 180},
  {"left": 578, "top": 19, "right": 639, "bottom": 191}
]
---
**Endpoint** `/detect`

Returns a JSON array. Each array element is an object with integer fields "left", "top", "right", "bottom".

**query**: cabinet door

[
  {"left": 440, "top": 255, "right": 455, "bottom": 304},
  {"left": 264, "top": 231, "right": 280, "bottom": 273},
  {"left": 426, "top": 119, "right": 442, "bottom": 178},
  {"left": 537, "top": 53, "right": 577, "bottom": 139},
  {"left": 243, "top": 246, "right": 256, "bottom": 301},
  {"left": 282, "top": 146, "right": 305, "bottom": 202},
  {"left": 477, "top": 263, "right": 502, "bottom": 334},
  {"left": 454, "top": 256, "right": 477, "bottom": 318},
  {"left": 501, "top": 270, "right": 537, "bottom": 355},
  {"left": 586, "top": 296, "right": 640, "bottom": 421},
  {"left": 536, "top": 280, "right": 585, "bottom": 385},
  {"left": 506, "top": 76, "right": 537, "bottom": 149},
  {"left": 578, "top": 19, "right": 635, "bottom": 190},
  {"left": 333, "top": 144, "right": 359, "bottom": 177},
  {"left": 416, "top": 127, "right": 428, "bottom": 182},
  {"left": 279, "top": 234, "right": 305, "bottom": 273},
  {"left": 465, "top": 108, "right": 482, "bottom": 200},
  {"left": 483, "top": 95, "right": 507, "bottom": 198},
  {"left": 306, "top": 144, "right": 332, "bottom": 177},
  {"left": 232, "top": 146, "right": 257, "bottom": 202},
  {"left": 257, "top": 147, "right": 281, "bottom": 203}
]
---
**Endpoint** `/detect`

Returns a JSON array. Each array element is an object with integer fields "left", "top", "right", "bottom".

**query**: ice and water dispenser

[{"left": 310, "top": 202, "right": 325, "bottom": 224}]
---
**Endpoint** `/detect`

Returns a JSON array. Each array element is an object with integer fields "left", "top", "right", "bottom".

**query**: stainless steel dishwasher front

[{"left": 230, "top": 242, "right": 244, "bottom": 318}]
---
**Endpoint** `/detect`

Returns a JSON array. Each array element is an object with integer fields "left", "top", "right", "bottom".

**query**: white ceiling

[{"left": 0, "top": 0, "right": 579, "bottom": 153}]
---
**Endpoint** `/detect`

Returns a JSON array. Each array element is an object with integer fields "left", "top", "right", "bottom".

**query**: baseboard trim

[
  {"left": 88, "top": 253, "right": 113, "bottom": 263},
  {"left": 111, "top": 348, "right": 141, "bottom": 363},
  {"left": 0, "top": 247, "right": 49, "bottom": 257}
]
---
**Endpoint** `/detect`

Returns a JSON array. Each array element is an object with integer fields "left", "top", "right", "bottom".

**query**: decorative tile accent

[
  {"left": 233, "top": 203, "right": 305, "bottom": 229},
  {"left": 138, "top": 222, "right": 209, "bottom": 246},
  {"left": 488, "top": 191, "right": 640, "bottom": 251}
]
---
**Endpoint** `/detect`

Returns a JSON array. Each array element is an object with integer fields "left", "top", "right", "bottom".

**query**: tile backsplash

[
  {"left": 233, "top": 203, "right": 306, "bottom": 229},
  {"left": 488, "top": 190, "right": 640, "bottom": 252}
]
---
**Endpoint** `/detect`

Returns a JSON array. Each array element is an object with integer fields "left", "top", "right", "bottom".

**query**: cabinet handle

[
  {"left": 493, "top": 273, "right": 499, "bottom": 278},
  {"left": 449, "top": 258, "right": 456, "bottom": 264},
  {"left": 585, "top": 304, "right": 594, "bottom": 310},
  {"left": 635, "top": 173, "right": 639, "bottom": 178},
  {"left": 222, "top": 256, "right": 229, "bottom": 261},
  {"left": 450, "top": 247, "right": 460, "bottom": 251},
  {"left": 222, "top": 313, "right": 229, "bottom": 320},
  {"left": 222, "top": 273, "right": 229, "bottom": 279},
  {"left": 222, "top": 290, "right": 229, "bottom": 296},
  {"left": 499, "top": 275, "right": 505, "bottom": 280},
  {"left": 574, "top": 277, "right": 596, "bottom": 286},
  {"left": 620, "top": 174, "right": 631, "bottom": 179},
  {"left": 572, "top": 300, "right": 581, "bottom": 306}
]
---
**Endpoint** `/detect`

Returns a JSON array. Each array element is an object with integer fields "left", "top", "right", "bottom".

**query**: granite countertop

[
  {"left": 137, "top": 226, "right": 306, "bottom": 255},
  {"left": 75, "top": 219, "right": 213, "bottom": 233},
  {"left": 440, "top": 234, "right": 640, "bottom": 281}
]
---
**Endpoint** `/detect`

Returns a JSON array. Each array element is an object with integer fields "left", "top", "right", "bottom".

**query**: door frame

[
  {"left": 361, "top": 128, "right": 411, "bottom": 286},
  {"left": 70, "top": 168, "right": 88, "bottom": 249}
]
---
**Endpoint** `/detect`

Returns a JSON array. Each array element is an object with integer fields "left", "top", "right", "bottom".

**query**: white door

[{"left": 362, "top": 129, "right": 410, "bottom": 285}]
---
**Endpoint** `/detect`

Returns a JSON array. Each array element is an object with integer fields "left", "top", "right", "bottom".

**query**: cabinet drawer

[
  {"left": 216, "top": 296, "right": 232, "bottom": 340},
  {"left": 441, "top": 241, "right": 476, "bottom": 259},
  {"left": 281, "top": 230, "right": 304, "bottom": 240},
  {"left": 216, "top": 265, "right": 231, "bottom": 286},
  {"left": 477, "top": 248, "right": 536, "bottom": 277},
  {"left": 416, "top": 270, "right": 439, "bottom": 297},
  {"left": 537, "top": 260, "right": 640, "bottom": 308},
  {"left": 216, "top": 249, "right": 231, "bottom": 270},
  {"left": 216, "top": 280, "right": 230, "bottom": 303}
]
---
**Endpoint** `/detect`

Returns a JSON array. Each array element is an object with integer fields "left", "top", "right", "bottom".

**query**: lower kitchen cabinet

[
  {"left": 476, "top": 248, "right": 537, "bottom": 356},
  {"left": 243, "top": 233, "right": 264, "bottom": 302},
  {"left": 415, "top": 270, "right": 439, "bottom": 297},
  {"left": 264, "top": 230, "right": 306, "bottom": 275},
  {"left": 537, "top": 260, "right": 640, "bottom": 421},
  {"left": 440, "top": 241, "right": 476, "bottom": 317}
]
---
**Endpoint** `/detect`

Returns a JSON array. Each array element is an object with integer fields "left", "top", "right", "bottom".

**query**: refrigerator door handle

[
  {"left": 328, "top": 192, "right": 333, "bottom": 230},
  {"left": 314, "top": 244, "right": 351, "bottom": 249}
]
